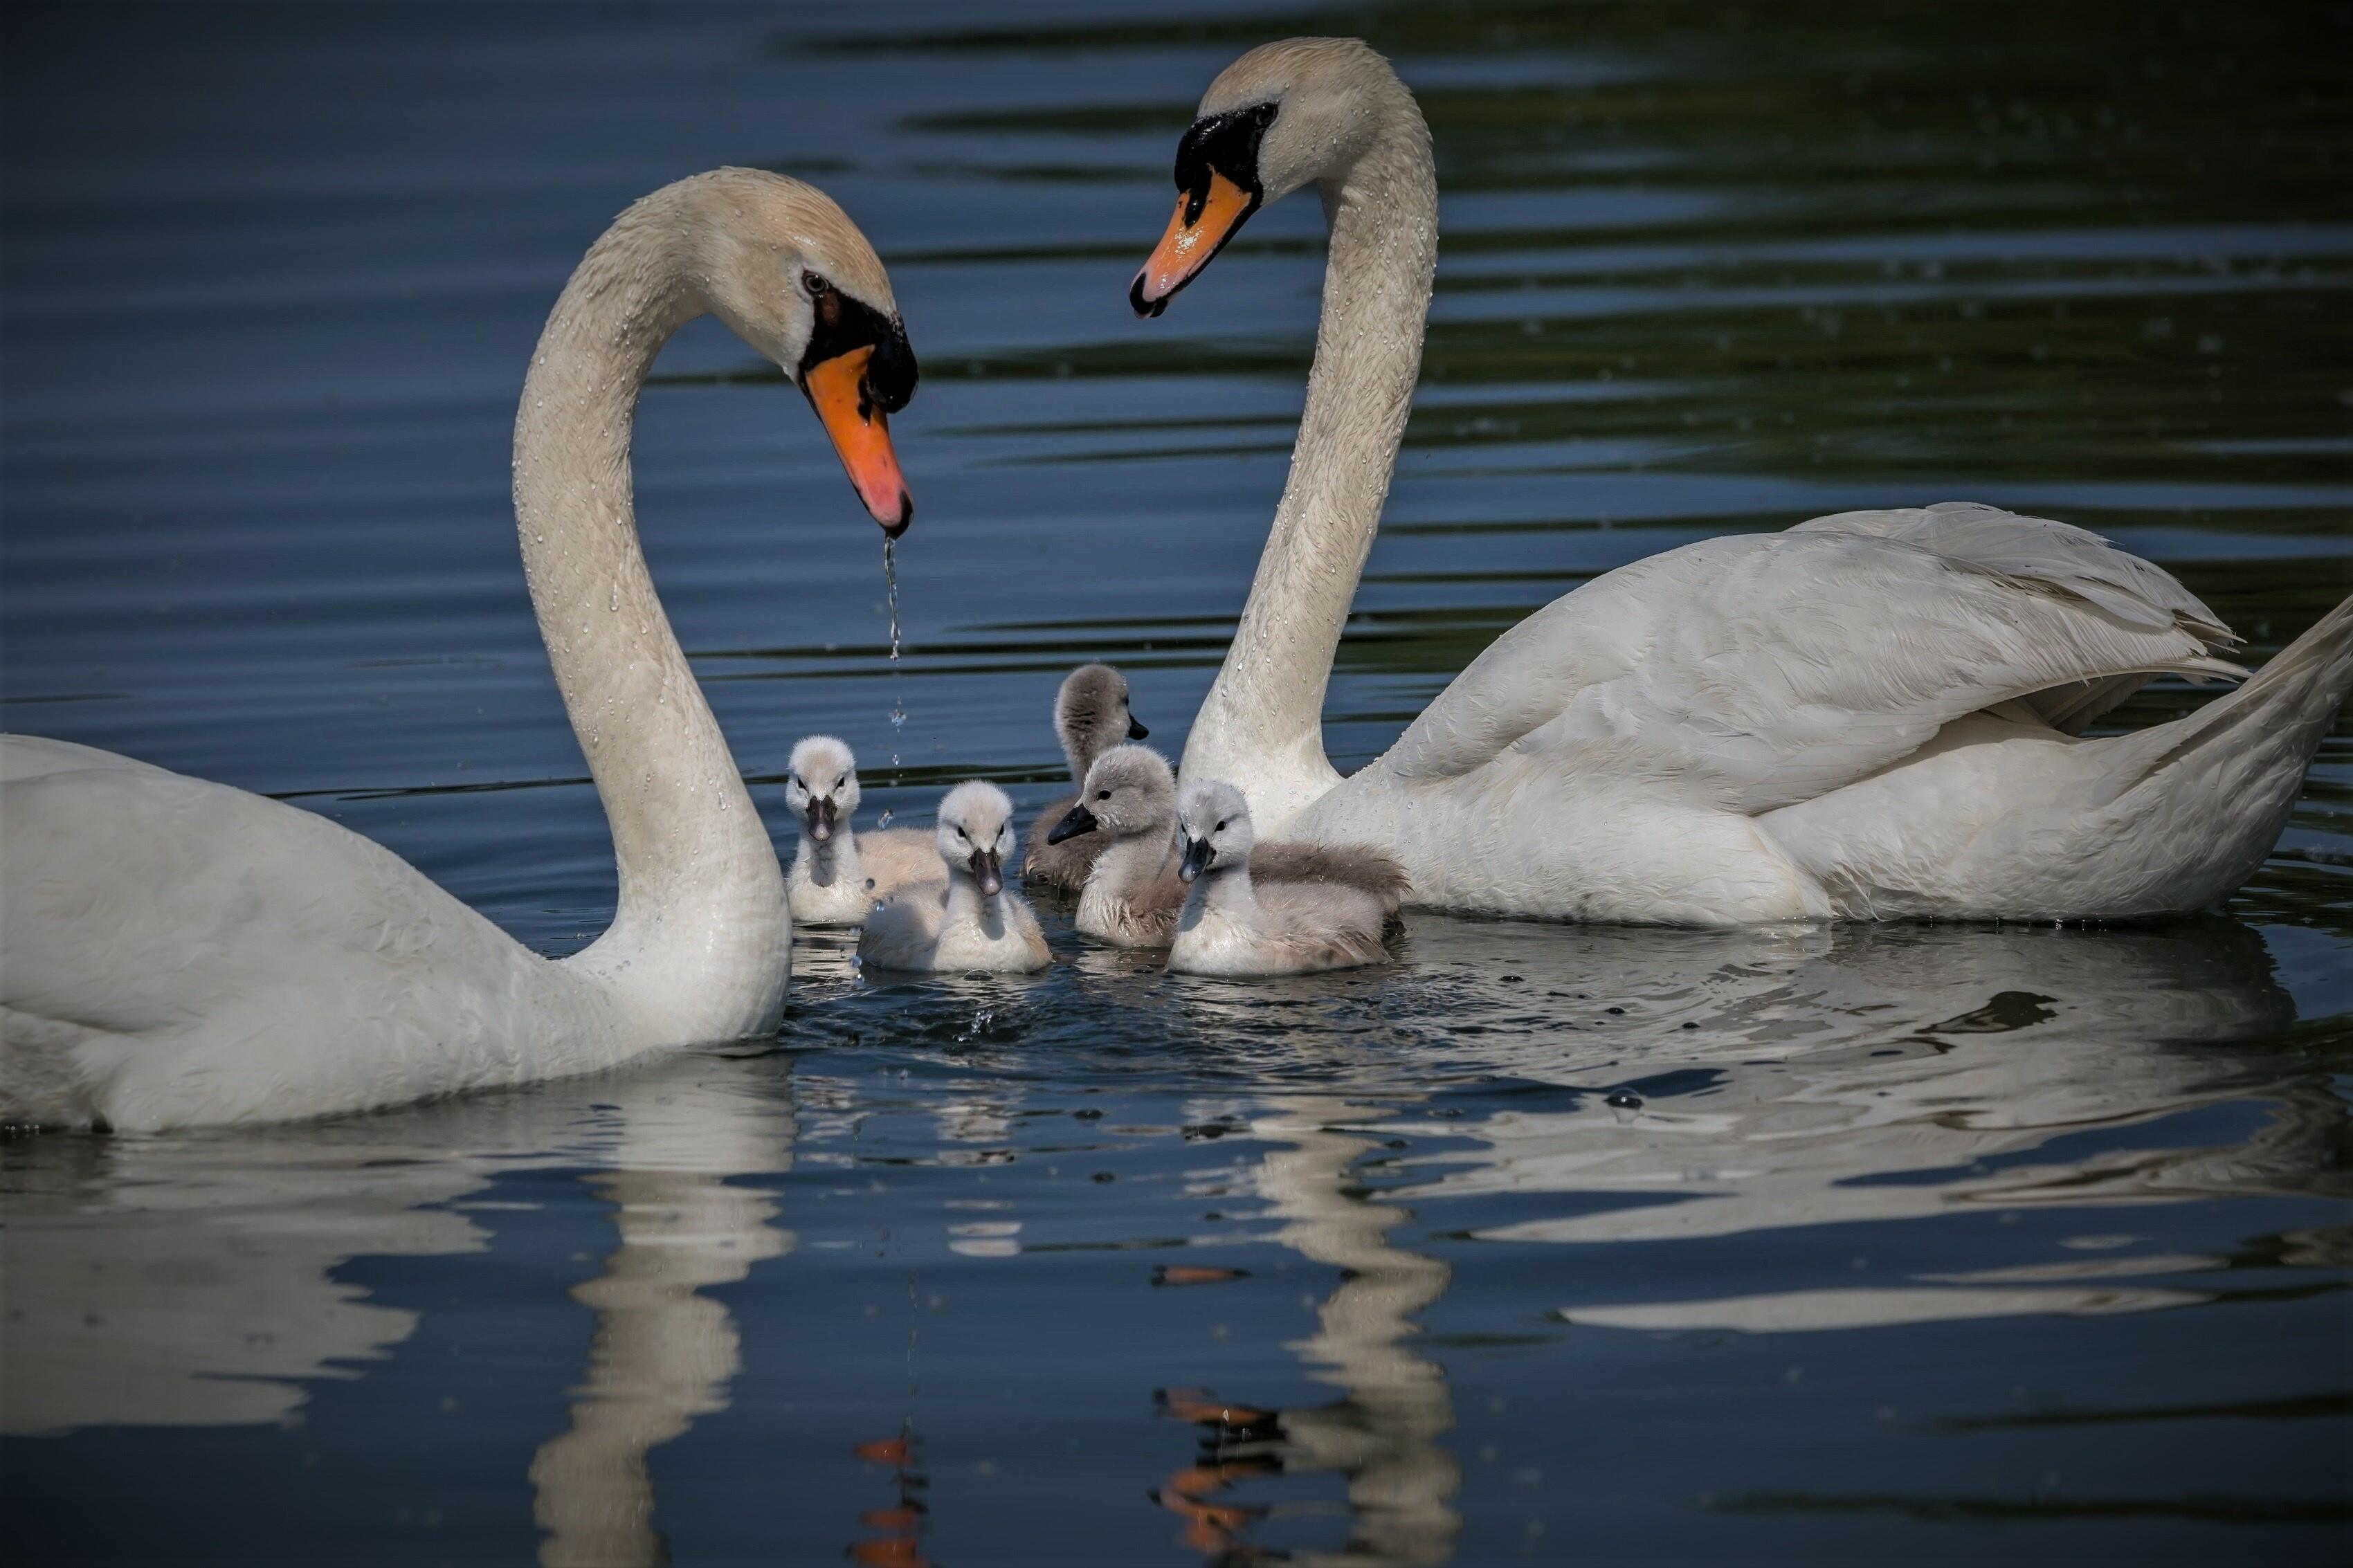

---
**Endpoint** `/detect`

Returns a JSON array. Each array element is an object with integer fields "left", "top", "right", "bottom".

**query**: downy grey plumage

[
  {"left": 1048, "top": 745, "right": 1408, "bottom": 947},
  {"left": 1022, "top": 664, "right": 1148, "bottom": 895},
  {"left": 1169, "top": 781, "right": 1390, "bottom": 976}
]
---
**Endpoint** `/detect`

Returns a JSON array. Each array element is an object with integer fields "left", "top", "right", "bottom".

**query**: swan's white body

[
  {"left": 2, "top": 170, "right": 916, "bottom": 1129},
  {"left": 1297, "top": 511, "right": 2351, "bottom": 924},
  {"left": 1152, "top": 40, "right": 2353, "bottom": 927}
]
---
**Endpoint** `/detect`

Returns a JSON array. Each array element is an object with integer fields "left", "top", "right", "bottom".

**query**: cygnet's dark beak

[
  {"left": 1178, "top": 832, "right": 1214, "bottom": 882},
  {"left": 1046, "top": 802, "right": 1099, "bottom": 846},
  {"left": 806, "top": 796, "right": 838, "bottom": 843},
  {"left": 1126, "top": 713, "right": 1150, "bottom": 740},
  {"left": 970, "top": 846, "right": 1003, "bottom": 897}
]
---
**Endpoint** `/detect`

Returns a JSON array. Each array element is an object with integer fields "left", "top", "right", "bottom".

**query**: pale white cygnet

[
  {"left": 859, "top": 782, "right": 1050, "bottom": 974},
  {"left": 1168, "top": 781, "right": 1391, "bottom": 977},
  {"left": 1023, "top": 663, "right": 1149, "bottom": 895},
  {"left": 783, "top": 736, "right": 947, "bottom": 925}
]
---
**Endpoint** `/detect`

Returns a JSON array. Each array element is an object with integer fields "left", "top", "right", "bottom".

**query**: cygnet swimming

[
  {"left": 1046, "top": 746, "right": 1408, "bottom": 947},
  {"left": 1168, "top": 781, "right": 1392, "bottom": 976},
  {"left": 1022, "top": 663, "right": 1148, "bottom": 895},
  {"left": 858, "top": 781, "right": 1050, "bottom": 973},
  {"left": 783, "top": 736, "right": 946, "bottom": 925}
]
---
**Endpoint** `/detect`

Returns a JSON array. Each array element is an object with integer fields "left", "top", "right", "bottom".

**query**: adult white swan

[
  {"left": 2, "top": 170, "right": 918, "bottom": 1130},
  {"left": 1132, "top": 38, "right": 2353, "bottom": 926}
]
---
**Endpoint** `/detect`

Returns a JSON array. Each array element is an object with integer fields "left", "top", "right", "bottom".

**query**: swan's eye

[
  {"left": 1216, "top": 819, "right": 1228, "bottom": 832},
  {"left": 803, "top": 270, "right": 830, "bottom": 296},
  {"left": 1096, "top": 790, "right": 1111, "bottom": 801}
]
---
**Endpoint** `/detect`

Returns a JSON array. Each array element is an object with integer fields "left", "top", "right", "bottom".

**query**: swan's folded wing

[
  {"left": 1510, "top": 529, "right": 2244, "bottom": 813},
  {"left": 1372, "top": 544, "right": 1698, "bottom": 783},
  {"left": 1377, "top": 527, "right": 2242, "bottom": 814},
  {"left": 1788, "top": 501, "right": 2239, "bottom": 732},
  {"left": 3, "top": 756, "right": 584, "bottom": 1128}
]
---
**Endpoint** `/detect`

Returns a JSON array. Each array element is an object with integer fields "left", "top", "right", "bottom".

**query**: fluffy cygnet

[
  {"left": 1168, "top": 781, "right": 1391, "bottom": 976},
  {"left": 783, "top": 736, "right": 947, "bottom": 925},
  {"left": 1045, "top": 744, "right": 1187, "bottom": 945},
  {"left": 859, "top": 782, "right": 1050, "bottom": 974},
  {"left": 1047, "top": 747, "right": 1409, "bottom": 947},
  {"left": 1023, "top": 663, "right": 1148, "bottom": 895}
]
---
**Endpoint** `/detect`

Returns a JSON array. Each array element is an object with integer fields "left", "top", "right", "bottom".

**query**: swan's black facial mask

[
  {"left": 1130, "top": 102, "right": 1278, "bottom": 317},
  {"left": 797, "top": 277, "right": 920, "bottom": 534}
]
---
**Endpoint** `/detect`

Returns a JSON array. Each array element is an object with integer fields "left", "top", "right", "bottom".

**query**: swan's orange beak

[
  {"left": 1130, "top": 170, "right": 1258, "bottom": 318},
  {"left": 805, "top": 345, "right": 913, "bottom": 536}
]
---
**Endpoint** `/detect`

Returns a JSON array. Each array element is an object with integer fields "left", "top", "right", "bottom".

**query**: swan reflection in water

[
  {"left": 1, "top": 916, "right": 2330, "bottom": 1561},
  {"left": 1146, "top": 916, "right": 2316, "bottom": 1559},
  {"left": 526, "top": 1066, "right": 794, "bottom": 1567},
  {"left": 0, "top": 1052, "right": 796, "bottom": 1568},
  {"left": 1380, "top": 918, "right": 2320, "bottom": 1324},
  {"left": 1154, "top": 1097, "right": 1461, "bottom": 1567}
]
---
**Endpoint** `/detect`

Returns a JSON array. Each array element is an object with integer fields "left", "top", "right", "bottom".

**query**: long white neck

[
  {"left": 1179, "top": 93, "right": 1437, "bottom": 836},
  {"left": 515, "top": 192, "right": 788, "bottom": 1037}
]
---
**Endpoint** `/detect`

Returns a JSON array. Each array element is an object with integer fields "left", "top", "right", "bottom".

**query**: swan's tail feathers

[{"left": 2101, "top": 592, "right": 2353, "bottom": 906}]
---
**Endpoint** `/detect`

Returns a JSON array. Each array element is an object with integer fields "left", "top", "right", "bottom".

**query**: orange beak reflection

[
  {"left": 1130, "top": 170, "right": 1258, "bottom": 318},
  {"left": 805, "top": 345, "right": 913, "bottom": 535}
]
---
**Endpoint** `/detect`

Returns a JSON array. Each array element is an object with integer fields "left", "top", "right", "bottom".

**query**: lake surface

[{"left": 3, "top": 2, "right": 2348, "bottom": 1562}]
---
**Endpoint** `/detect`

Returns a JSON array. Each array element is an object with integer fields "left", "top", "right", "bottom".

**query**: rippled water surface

[{"left": 4, "top": 2, "right": 2350, "bottom": 1562}]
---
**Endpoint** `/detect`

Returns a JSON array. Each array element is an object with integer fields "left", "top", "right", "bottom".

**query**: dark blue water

[{"left": 3, "top": 3, "right": 2348, "bottom": 1563}]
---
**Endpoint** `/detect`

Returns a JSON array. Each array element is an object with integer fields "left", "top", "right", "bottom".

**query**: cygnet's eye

[
  {"left": 803, "top": 270, "right": 830, "bottom": 296},
  {"left": 1096, "top": 790, "right": 1111, "bottom": 801},
  {"left": 954, "top": 826, "right": 968, "bottom": 839},
  {"left": 790, "top": 776, "right": 803, "bottom": 791},
  {"left": 1216, "top": 819, "right": 1228, "bottom": 832}
]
